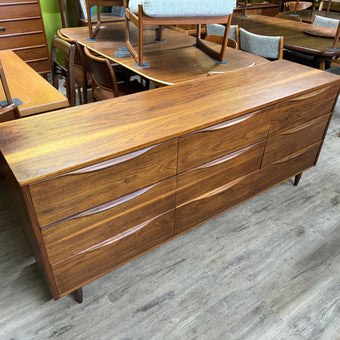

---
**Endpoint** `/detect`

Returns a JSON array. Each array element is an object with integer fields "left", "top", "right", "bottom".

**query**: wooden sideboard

[
  {"left": 0, "top": 60, "right": 339, "bottom": 302},
  {"left": 0, "top": 0, "right": 50, "bottom": 75}
]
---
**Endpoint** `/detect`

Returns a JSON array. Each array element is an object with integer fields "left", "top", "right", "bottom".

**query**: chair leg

[
  {"left": 195, "top": 17, "right": 231, "bottom": 62},
  {"left": 86, "top": 3, "right": 101, "bottom": 39},
  {"left": 294, "top": 173, "right": 302, "bottom": 186},
  {"left": 71, "top": 287, "right": 83, "bottom": 303}
]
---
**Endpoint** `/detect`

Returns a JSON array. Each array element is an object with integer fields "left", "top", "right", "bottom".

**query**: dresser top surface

[{"left": 1, "top": 60, "right": 339, "bottom": 185}]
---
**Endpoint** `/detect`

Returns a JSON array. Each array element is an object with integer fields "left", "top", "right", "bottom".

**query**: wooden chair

[
  {"left": 123, "top": 0, "right": 235, "bottom": 66},
  {"left": 51, "top": 35, "right": 76, "bottom": 106},
  {"left": 57, "top": 30, "right": 91, "bottom": 104},
  {"left": 86, "top": 0, "right": 124, "bottom": 39},
  {"left": 205, "top": 24, "right": 239, "bottom": 48},
  {"left": 313, "top": 15, "right": 340, "bottom": 51},
  {"left": 239, "top": 28, "right": 283, "bottom": 60},
  {"left": 84, "top": 46, "right": 146, "bottom": 101}
]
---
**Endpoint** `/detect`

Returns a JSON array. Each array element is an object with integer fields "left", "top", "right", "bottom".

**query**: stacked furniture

[
  {"left": 0, "top": 0, "right": 50, "bottom": 75},
  {"left": 0, "top": 60, "right": 339, "bottom": 302}
]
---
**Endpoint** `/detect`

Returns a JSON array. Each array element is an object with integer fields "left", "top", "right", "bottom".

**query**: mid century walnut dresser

[
  {"left": 0, "top": 0, "right": 50, "bottom": 75},
  {"left": 0, "top": 60, "right": 339, "bottom": 302}
]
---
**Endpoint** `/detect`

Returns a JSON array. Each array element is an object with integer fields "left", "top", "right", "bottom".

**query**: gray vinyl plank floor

[{"left": 0, "top": 94, "right": 339, "bottom": 339}]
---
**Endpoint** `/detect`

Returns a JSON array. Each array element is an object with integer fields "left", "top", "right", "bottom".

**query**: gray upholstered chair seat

[{"left": 128, "top": 0, "right": 234, "bottom": 17}]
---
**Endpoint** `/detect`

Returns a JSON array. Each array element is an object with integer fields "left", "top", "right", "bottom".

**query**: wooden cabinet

[
  {"left": 0, "top": 60, "right": 339, "bottom": 302},
  {"left": 0, "top": 0, "right": 50, "bottom": 75}
]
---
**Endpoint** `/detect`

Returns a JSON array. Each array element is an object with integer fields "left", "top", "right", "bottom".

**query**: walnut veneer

[{"left": 0, "top": 60, "right": 339, "bottom": 301}]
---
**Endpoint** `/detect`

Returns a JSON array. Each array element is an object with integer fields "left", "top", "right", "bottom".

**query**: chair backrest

[
  {"left": 57, "top": 30, "right": 85, "bottom": 70},
  {"left": 313, "top": 15, "right": 339, "bottom": 29},
  {"left": 51, "top": 35, "right": 76, "bottom": 106},
  {"left": 0, "top": 103, "right": 20, "bottom": 123},
  {"left": 239, "top": 27, "right": 283, "bottom": 60},
  {"left": 206, "top": 24, "right": 239, "bottom": 44},
  {"left": 84, "top": 46, "right": 119, "bottom": 98}
]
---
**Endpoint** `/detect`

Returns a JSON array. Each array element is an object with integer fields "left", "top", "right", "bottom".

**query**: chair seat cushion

[{"left": 129, "top": 0, "right": 234, "bottom": 17}]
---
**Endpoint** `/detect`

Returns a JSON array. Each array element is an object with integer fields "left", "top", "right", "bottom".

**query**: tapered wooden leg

[
  {"left": 294, "top": 173, "right": 302, "bottom": 186},
  {"left": 71, "top": 287, "right": 83, "bottom": 303}
]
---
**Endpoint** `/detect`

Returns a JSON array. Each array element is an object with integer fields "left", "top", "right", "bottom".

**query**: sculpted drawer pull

[
  {"left": 202, "top": 112, "right": 257, "bottom": 131},
  {"left": 177, "top": 176, "right": 246, "bottom": 207},
  {"left": 194, "top": 147, "right": 248, "bottom": 170},
  {"left": 289, "top": 86, "right": 331, "bottom": 101},
  {"left": 53, "top": 212, "right": 167, "bottom": 264},
  {"left": 68, "top": 145, "right": 156, "bottom": 175},
  {"left": 0, "top": 27, "right": 5, "bottom": 32},
  {"left": 57, "top": 184, "right": 156, "bottom": 222},
  {"left": 271, "top": 144, "right": 318, "bottom": 165}
]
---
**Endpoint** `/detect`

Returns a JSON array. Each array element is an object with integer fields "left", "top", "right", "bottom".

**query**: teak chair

[
  {"left": 51, "top": 35, "right": 76, "bottom": 106},
  {"left": 84, "top": 46, "right": 146, "bottom": 101},
  {"left": 238, "top": 27, "right": 283, "bottom": 60},
  {"left": 123, "top": 0, "right": 235, "bottom": 66},
  {"left": 205, "top": 24, "right": 239, "bottom": 48},
  {"left": 57, "top": 30, "right": 91, "bottom": 104},
  {"left": 313, "top": 15, "right": 340, "bottom": 49},
  {"left": 86, "top": 0, "right": 124, "bottom": 39}
]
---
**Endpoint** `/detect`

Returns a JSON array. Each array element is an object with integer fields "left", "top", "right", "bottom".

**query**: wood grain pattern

[
  {"left": 255, "top": 142, "right": 321, "bottom": 194},
  {"left": 0, "top": 61, "right": 339, "bottom": 302},
  {"left": 1, "top": 60, "right": 338, "bottom": 187},
  {"left": 267, "top": 85, "right": 338, "bottom": 137},
  {"left": 42, "top": 177, "right": 176, "bottom": 264},
  {"left": 0, "top": 50, "right": 68, "bottom": 117},
  {"left": 232, "top": 15, "right": 340, "bottom": 58},
  {"left": 29, "top": 139, "right": 178, "bottom": 227},
  {"left": 262, "top": 114, "right": 330, "bottom": 167},
  {"left": 176, "top": 142, "right": 265, "bottom": 207},
  {"left": 61, "top": 22, "right": 270, "bottom": 86},
  {"left": 178, "top": 111, "right": 269, "bottom": 173},
  {"left": 175, "top": 172, "right": 258, "bottom": 234},
  {"left": 52, "top": 210, "right": 175, "bottom": 296}
]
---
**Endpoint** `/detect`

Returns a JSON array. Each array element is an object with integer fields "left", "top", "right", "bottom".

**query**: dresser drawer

[
  {"left": 52, "top": 210, "right": 175, "bottom": 296},
  {"left": 268, "top": 85, "right": 338, "bottom": 137},
  {"left": 0, "top": 32, "right": 46, "bottom": 50},
  {"left": 29, "top": 139, "right": 178, "bottom": 227},
  {"left": 0, "top": 18, "right": 43, "bottom": 35},
  {"left": 14, "top": 46, "right": 49, "bottom": 63},
  {"left": 262, "top": 114, "right": 330, "bottom": 167},
  {"left": 0, "top": 3, "right": 41, "bottom": 20},
  {"left": 43, "top": 178, "right": 176, "bottom": 265},
  {"left": 176, "top": 142, "right": 265, "bottom": 207},
  {"left": 178, "top": 111, "right": 269, "bottom": 173},
  {"left": 175, "top": 172, "right": 258, "bottom": 234},
  {"left": 255, "top": 142, "right": 321, "bottom": 194},
  {"left": 26, "top": 58, "right": 50, "bottom": 74}
]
